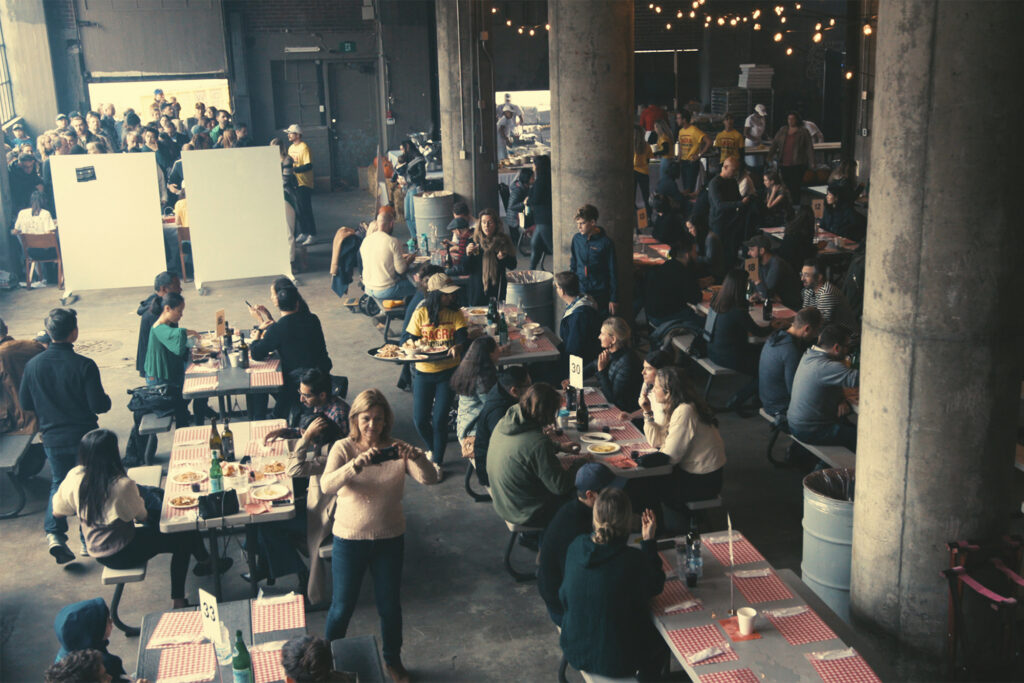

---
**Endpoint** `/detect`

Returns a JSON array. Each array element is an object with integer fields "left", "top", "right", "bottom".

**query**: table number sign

[
  {"left": 215, "top": 309, "right": 226, "bottom": 337},
  {"left": 637, "top": 208, "right": 648, "bottom": 230},
  {"left": 569, "top": 354, "right": 584, "bottom": 390},
  {"left": 198, "top": 588, "right": 222, "bottom": 644}
]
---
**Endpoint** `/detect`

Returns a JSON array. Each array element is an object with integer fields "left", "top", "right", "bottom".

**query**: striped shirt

[{"left": 801, "top": 281, "right": 856, "bottom": 328}]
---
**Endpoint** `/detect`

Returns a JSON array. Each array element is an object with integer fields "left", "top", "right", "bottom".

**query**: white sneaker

[
  {"left": 302, "top": 235, "right": 315, "bottom": 246},
  {"left": 47, "top": 534, "right": 75, "bottom": 564}
]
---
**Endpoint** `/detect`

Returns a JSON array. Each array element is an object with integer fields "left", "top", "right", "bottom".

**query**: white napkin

[
  {"left": 663, "top": 599, "right": 701, "bottom": 613},
  {"left": 159, "top": 672, "right": 216, "bottom": 683},
  {"left": 702, "top": 532, "right": 743, "bottom": 544},
  {"left": 808, "top": 647, "right": 857, "bottom": 661},
  {"left": 147, "top": 632, "right": 206, "bottom": 648},
  {"left": 687, "top": 645, "right": 728, "bottom": 664},
  {"left": 250, "top": 639, "right": 287, "bottom": 652},
  {"left": 730, "top": 568, "right": 772, "bottom": 578},
  {"left": 763, "top": 605, "right": 809, "bottom": 618},
  {"left": 254, "top": 590, "right": 297, "bottom": 605}
]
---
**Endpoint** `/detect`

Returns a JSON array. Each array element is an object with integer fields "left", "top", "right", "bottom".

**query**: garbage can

[
  {"left": 506, "top": 270, "right": 554, "bottom": 330},
  {"left": 802, "top": 467, "right": 854, "bottom": 622},
  {"left": 413, "top": 191, "right": 454, "bottom": 252}
]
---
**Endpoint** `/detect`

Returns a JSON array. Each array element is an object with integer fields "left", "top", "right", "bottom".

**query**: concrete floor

[{"left": 4, "top": 187, "right": 999, "bottom": 682}]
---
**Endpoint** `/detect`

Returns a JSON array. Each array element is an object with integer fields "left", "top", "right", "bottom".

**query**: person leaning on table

[{"left": 320, "top": 389, "right": 438, "bottom": 683}]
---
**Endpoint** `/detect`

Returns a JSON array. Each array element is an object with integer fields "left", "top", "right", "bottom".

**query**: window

[{"left": 0, "top": 22, "right": 14, "bottom": 124}]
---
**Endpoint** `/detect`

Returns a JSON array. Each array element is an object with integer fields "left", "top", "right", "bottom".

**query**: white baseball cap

[
  {"left": 755, "top": 104, "right": 767, "bottom": 116},
  {"left": 502, "top": 104, "right": 513, "bottom": 112},
  {"left": 285, "top": 124, "right": 303, "bottom": 135}
]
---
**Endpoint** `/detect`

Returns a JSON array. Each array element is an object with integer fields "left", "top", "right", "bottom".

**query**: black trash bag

[{"left": 803, "top": 467, "right": 855, "bottom": 502}]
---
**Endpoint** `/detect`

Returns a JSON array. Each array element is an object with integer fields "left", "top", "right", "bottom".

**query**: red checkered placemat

[
  {"left": 185, "top": 362, "right": 218, "bottom": 376},
  {"left": 659, "top": 551, "right": 675, "bottom": 574},
  {"left": 765, "top": 607, "right": 838, "bottom": 645},
  {"left": 806, "top": 651, "right": 881, "bottom": 683},
  {"left": 731, "top": 570, "right": 793, "bottom": 604},
  {"left": 164, "top": 502, "right": 199, "bottom": 520},
  {"left": 609, "top": 422, "right": 645, "bottom": 442},
  {"left": 251, "top": 594, "right": 305, "bottom": 634},
  {"left": 252, "top": 647, "right": 287, "bottom": 683},
  {"left": 604, "top": 455, "right": 638, "bottom": 469},
  {"left": 665, "top": 624, "right": 738, "bottom": 666},
  {"left": 156, "top": 642, "right": 217, "bottom": 682},
  {"left": 249, "top": 420, "right": 288, "bottom": 443},
  {"left": 250, "top": 370, "right": 284, "bottom": 388},
  {"left": 173, "top": 426, "right": 211, "bottom": 446},
  {"left": 583, "top": 389, "right": 609, "bottom": 405},
  {"left": 246, "top": 358, "right": 281, "bottom": 373},
  {"left": 146, "top": 610, "right": 202, "bottom": 648},
  {"left": 170, "top": 446, "right": 211, "bottom": 464},
  {"left": 704, "top": 535, "right": 766, "bottom": 567},
  {"left": 652, "top": 578, "right": 701, "bottom": 615},
  {"left": 183, "top": 375, "right": 218, "bottom": 395},
  {"left": 699, "top": 669, "right": 760, "bottom": 683},
  {"left": 638, "top": 235, "right": 658, "bottom": 244}
]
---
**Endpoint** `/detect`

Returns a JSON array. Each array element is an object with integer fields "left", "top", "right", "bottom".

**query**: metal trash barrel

[
  {"left": 506, "top": 270, "right": 554, "bottom": 330},
  {"left": 413, "top": 191, "right": 454, "bottom": 252},
  {"left": 802, "top": 467, "right": 854, "bottom": 622}
]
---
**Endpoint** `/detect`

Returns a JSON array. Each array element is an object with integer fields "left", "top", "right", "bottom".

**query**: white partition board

[
  {"left": 51, "top": 154, "right": 166, "bottom": 294},
  {"left": 181, "top": 147, "right": 293, "bottom": 290}
]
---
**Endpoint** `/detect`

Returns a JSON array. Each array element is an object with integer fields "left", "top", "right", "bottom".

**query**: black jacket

[
  {"left": 587, "top": 348, "right": 643, "bottom": 412},
  {"left": 472, "top": 382, "right": 517, "bottom": 486},
  {"left": 250, "top": 309, "right": 332, "bottom": 377},
  {"left": 644, "top": 259, "right": 701, "bottom": 321},
  {"left": 19, "top": 343, "right": 111, "bottom": 447},
  {"left": 135, "top": 294, "right": 161, "bottom": 376},
  {"left": 507, "top": 180, "right": 534, "bottom": 227},
  {"left": 451, "top": 247, "right": 517, "bottom": 306},
  {"left": 528, "top": 170, "right": 552, "bottom": 226},
  {"left": 538, "top": 498, "right": 593, "bottom": 626}
]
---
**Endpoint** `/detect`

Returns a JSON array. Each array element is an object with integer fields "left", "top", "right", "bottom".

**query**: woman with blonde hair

[
  {"left": 559, "top": 488, "right": 667, "bottom": 679},
  {"left": 320, "top": 389, "right": 438, "bottom": 683},
  {"left": 585, "top": 316, "right": 643, "bottom": 412},
  {"left": 452, "top": 208, "right": 517, "bottom": 305},
  {"left": 633, "top": 125, "right": 653, "bottom": 215}
]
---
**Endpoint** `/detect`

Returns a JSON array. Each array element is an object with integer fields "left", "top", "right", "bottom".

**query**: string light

[
  {"left": 773, "top": 32, "right": 783, "bottom": 42},
  {"left": 506, "top": 19, "right": 512, "bottom": 26},
  {"left": 689, "top": 11, "right": 696, "bottom": 19},
  {"left": 786, "top": 47, "right": 794, "bottom": 55},
  {"left": 753, "top": 23, "right": 761, "bottom": 30},
  {"left": 545, "top": 23, "right": 550, "bottom": 31},
  {"left": 829, "top": 18, "right": 836, "bottom": 26},
  {"left": 863, "top": 23, "right": 873, "bottom": 35},
  {"left": 648, "top": 3, "right": 654, "bottom": 8},
  {"left": 752, "top": 9, "right": 761, "bottom": 19},
  {"left": 517, "top": 26, "right": 524, "bottom": 34},
  {"left": 774, "top": 5, "right": 784, "bottom": 16},
  {"left": 742, "top": 16, "right": 748, "bottom": 22},
  {"left": 654, "top": 5, "right": 662, "bottom": 13},
  {"left": 528, "top": 28, "right": 535, "bottom": 36},
  {"left": 677, "top": 10, "right": 683, "bottom": 18},
  {"left": 491, "top": 7, "right": 497, "bottom": 14},
  {"left": 780, "top": 16, "right": 786, "bottom": 23},
  {"left": 666, "top": 23, "right": 672, "bottom": 29},
  {"left": 730, "top": 18, "right": 737, "bottom": 26},
  {"left": 845, "top": 71, "right": 853, "bottom": 80},
  {"left": 794, "top": 3, "right": 801, "bottom": 9},
  {"left": 812, "top": 32, "right": 822, "bottom": 42},
  {"left": 692, "top": 1, "right": 698, "bottom": 8},
  {"left": 699, "top": 0, "right": 705, "bottom": 5},
  {"left": 815, "top": 22, "right": 822, "bottom": 31}
]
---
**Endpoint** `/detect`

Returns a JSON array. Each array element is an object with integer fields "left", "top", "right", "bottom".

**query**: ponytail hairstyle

[
  {"left": 78, "top": 429, "right": 126, "bottom": 526},
  {"left": 449, "top": 335, "right": 498, "bottom": 397},
  {"left": 591, "top": 488, "right": 632, "bottom": 546}
]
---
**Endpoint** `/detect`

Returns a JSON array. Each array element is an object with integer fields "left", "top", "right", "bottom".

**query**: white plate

[
  {"left": 251, "top": 484, "right": 289, "bottom": 501},
  {"left": 587, "top": 443, "right": 621, "bottom": 455},
  {"left": 580, "top": 432, "right": 612, "bottom": 443},
  {"left": 168, "top": 496, "right": 198, "bottom": 509},
  {"left": 171, "top": 470, "right": 207, "bottom": 485}
]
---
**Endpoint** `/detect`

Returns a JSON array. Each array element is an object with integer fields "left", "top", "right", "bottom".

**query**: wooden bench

[
  {"left": 102, "top": 563, "right": 147, "bottom": 636},
  {"left": 671, "top": 334, "right": 739, "bottom": 399},
  {"left": 359, "top": 294, "right": 407, "bottom": 343},
  {"left": 758, "top": 410, "right": 855, "bottom": 470},
  {"left": 138, "top": 413, "right": 174, "bottom": 465},
  {"left": 0, "top": 432, "right": 38, "bottom": 519}
]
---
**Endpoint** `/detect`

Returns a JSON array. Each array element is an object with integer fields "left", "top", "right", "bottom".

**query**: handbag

[
  {"left": 636, "top": 451, "right": 670, "bottom": 468},
  {"left": 197, "top": 490, "right": 240, "bottom": 519},
  {"left": 126, "top": 384, "right": 177, "bottom": 417}
]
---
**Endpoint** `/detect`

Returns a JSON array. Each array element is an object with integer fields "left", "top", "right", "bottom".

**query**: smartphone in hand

[{"left": 369, "top": 445, "right": 400, "bottom": 465}]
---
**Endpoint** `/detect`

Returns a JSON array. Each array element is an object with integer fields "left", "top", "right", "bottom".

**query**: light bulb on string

[
  {"left": 677, "top": 10, "right": 683, "bottom": 18},
  {"left": 666, "top": 23, "right": 672, "bottom": 29},
  {"left": 654, "top": 6, "right": 662, "bottom": 14},
  {"left": 794, "top": 3, "right": 801, "bottom": 9},
  {"left": 690, "top": 11, "right": 696, "bottom": 19},
  {"left": 517, "top": 26, "right": 524, "bottom": 34},
  {"left": 863, "top": 23, "right": 872, "bottom": 35},
  {"left": 815, "top": 22, "right": 822, "bottom": 31},
  {"left": 506, "top": 19, "right": 512, "bottom": 26},
  {"left": 648, "top": 3, "right": 654, "bottom": 8},
  {"left": 529, "top": 28, "right": 535, "bottom": 36},
  {"left": 845, "top": 71, "right": 853, "bottom": 80},
  {"left": 730, "top": 18, "right": 737, "bottom": 26},
  {"left": 829, "top": 18, "right": 836, "bottom": 26},
  {"left": 545, "top": 23, "right": 550, "bottom": 31},
  {"left": 780, "top": 16, "right": 786, "bottom": 23},
  {"left": 753, "top": 22, "right": 761, "bottom": 30},
  {"left": 752, "top": 9, "right": 761, "bottom": 19},
  {"left": 742, "top": 17, "right": 748, "bottom": 23},
  {"left": 785, "top": 46, "right": 794, "bottom": 55},
  {"left": 717, "top": 16, "right": 725, "bottom": 25},
  {"left": 812, "top": 32, "right": 822, "bottom": 42},
  {"left": 491, "top": 6, "right": 497, "bottom": 13},
  {"left": 775, "top": 5, "right": 784, "bottom": 16},
  {"left": 692, "top": 0, "right": 698, "bottom": 8},
  {"left": 773, "top": 32, "right": 783, "bottom": 42}
]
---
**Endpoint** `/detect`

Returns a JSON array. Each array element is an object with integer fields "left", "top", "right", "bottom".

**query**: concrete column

[
  {"left": 549, "top": 0, "right": 634, "bottom": 312},
  {"left": 435, "top": 0, "right": 497, "bottom": 213},
  {"left": 850, "top": 1, "right": 1024, "bottom": 676}
]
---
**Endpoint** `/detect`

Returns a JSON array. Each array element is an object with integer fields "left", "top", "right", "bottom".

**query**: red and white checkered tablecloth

[
  {"left": 163, "top": 502, "right": 200, "bottom": 520},
  {"left": 182, "top": 375, "right": 218, "bottom": 395},
  {"left": 590, "top": 408, "right": 624, "bottom": 423},
  {"left": 146, "top": 610, "right": 202, "bottom": 649},
  {"left": 583, "top": 389, "right": 609, "bottom": 406},
  {"left": 665, "top": 624, "right": 739, "bottom": 666},
  {"left": 659, "top": 551, "right": 675, "bottom": 574},
  {"left": 704, "top": 535, "right": 766, "bottom": 567},
  {"left": 173, "top": 426, "right": 211, "bottom": 446},
  {"left": 766, "top": 608, "right": 838, "bottom": 646},
  {"left": 170, "top": 445, "right": 211, "bottom": 464},
  {"left": 185, "top": 362, "right": 218, "bottom": 376},
  {"left": 609, "top": 421, "right": 645, "bottom": 442},
  {"left": 806, "top": 651, "right": 881, "bottom": 683},
  {"left": 250, "top": 370, "right": 284, "bottom": 388},
  {"left": 652, "top": 578, "right": 701, "bottom": 615},
  {"left": 243, "top": 439, "right": 288, "bottom": 459},
  {"left": 699, "top": 668, "right": 760, "bottom": 683},
  {"left": 246, "top": 358, "right": 281, "bottom": 373},
  {"left": 249, "top": 420, "right": 288, "bottom": 443},
  {"left": 251, "top": 594, "right": 305, "bottom": 634},
  {"left": 731, "top": 570, "right": 793, "bottom": 604},
  {"left": 155, "top": 642, "right": 217, "bottom": 682},
  {"left": 251, "top": 647, "right": 287, "bottom": 683},
  {"left": 517, "top": 334, "right": 556, "bottom": 354}
]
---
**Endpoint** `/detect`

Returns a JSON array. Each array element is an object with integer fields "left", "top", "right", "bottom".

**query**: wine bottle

[
  {"left": 222, "top": 419, "right": 235, "bottom": 462},
  {"left": 575, "top": 396, "right": 589, "bottom": 432},
  {"left": 209, "top": 419, "right": 223, "bottom": 454},
  {"left": 237, "top": 332, "right": 250, "bottom": 369},
  {"left": 231, "top": 629, "right": 253, "bottom": 683}
]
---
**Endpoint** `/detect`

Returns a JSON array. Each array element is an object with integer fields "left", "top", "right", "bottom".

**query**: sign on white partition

[
  {"left": 198, "top": 588, "right": 221, "bottom": 643},
  {"left": 569, "top": 354, "right": 584, "bottom": 390},
  {"left": 50, "top": 154, "right": 166, "bottom": 295},
  {"left": 181, "top": 147, "right": 294, "bottom": 290}
]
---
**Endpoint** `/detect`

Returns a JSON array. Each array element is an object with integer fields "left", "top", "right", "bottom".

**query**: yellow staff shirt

[
  {"left": 289, "top": 141, "right": 314, "bottom": 188},
  {"left": 406, "top": 306, "right": 467, "bottom": 373},
  {"left": 714, "top": 129, "right": 745, "bottom": 164},
  {"left": 633, "top": 146, "right": 653, "bottom": 174},
  {"left": 677, "top": 125, "right": 707, "bottom": 161}
]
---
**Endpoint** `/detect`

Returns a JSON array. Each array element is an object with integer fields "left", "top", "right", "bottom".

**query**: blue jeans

[
  {"left": 530, "top": 223, "right": 552, "bottom": 270},
  {"left": 412, "top": 367, "right": 454, "bottom": 463},
  {"left": 366, "top": 277, "right": 417, "bottom": 301},
  {"left": 791, "top": 420, "right": 858, "bottom": 452},
  {"left": 44, "top": 444, "right": 80, "bottom": 537},
  {"left": 679, "top": 159, "right": 701, "bottom": 193},
  {"left": 325, "top": 535, "right": 404, "bottom": 665},
  {"left": 404, "top": 184, "right": 420, "bottom": 235}
]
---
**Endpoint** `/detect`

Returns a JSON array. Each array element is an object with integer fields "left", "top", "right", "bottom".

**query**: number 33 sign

[{"left": 199, "top": 588, "right": 221, "bottom": 643}]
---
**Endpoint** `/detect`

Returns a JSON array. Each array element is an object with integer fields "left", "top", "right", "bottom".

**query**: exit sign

[{"left": 340, "top": 41, "right": 357, "bottom": 53}]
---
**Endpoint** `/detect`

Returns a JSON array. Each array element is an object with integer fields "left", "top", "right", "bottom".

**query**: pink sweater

[{"left": 320, "top": 437, "right": 437, "bottom": 540}]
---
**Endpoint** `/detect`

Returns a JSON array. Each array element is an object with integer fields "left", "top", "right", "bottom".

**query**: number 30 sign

[{"left": 569, "top": 354, "right": 584, "bottom": 390}]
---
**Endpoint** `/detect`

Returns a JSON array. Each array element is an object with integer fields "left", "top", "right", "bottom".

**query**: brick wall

[{"left": 225, "top": 0, "right": 370, "bottom": 32}]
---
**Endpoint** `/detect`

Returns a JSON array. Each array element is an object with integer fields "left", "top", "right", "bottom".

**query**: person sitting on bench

[
  {"left": 758, "top": 307, "right": 823, "bottom": 420},
  {"left": 787, "top": 324, "right": 859, "bottom": 452}
]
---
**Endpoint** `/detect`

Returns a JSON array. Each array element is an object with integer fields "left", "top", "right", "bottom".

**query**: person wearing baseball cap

[
  {"left": 538, "top": 463, "right": 624, "bottom": 626},
  {"left": 7, "top": 121, "right": 33, "bottom": 149},
  {"left": 404, "top": 272, "right": 468, "bottom": 478},
  {"left": 745, "top": 233, "right": 801, "bottom": 309},
  {"left": 285, "top": 124, "right": 317, "bottom": 245},
  {"left": 497, "top": 105, "right": 516, "bottom": 161},
  {"left": 54, "top": 113, "right": 70, "bottom": 131},
  {"left": 744, "top": 103, "right": 769, "bottom": 170}
]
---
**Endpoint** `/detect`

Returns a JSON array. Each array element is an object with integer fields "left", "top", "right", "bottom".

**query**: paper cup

[
  {"left": 737, "top": 606, "right": 757, "bottom": 635},
  {"left": 235, "top": 485, "right": 250, "bottom": 506}
]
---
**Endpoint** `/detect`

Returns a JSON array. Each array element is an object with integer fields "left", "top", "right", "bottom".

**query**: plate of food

[
  {"left": 221, "top": 463, "right": 243, "bottom": 477},
  {"left": 587, "top": 443, "right": 621, "bottom": 455},
  {"left": 580, "top": 432, "right": 612, "bottom": 443},
  {"left": 169, "top": 495, "right": 198, "bottom": 509},
  {"left": 368, "top": 345, "right": 427, "bottom": 363},
  {"left": 262, "top": 461, "right": 286, "bottom": 475},
  {"left": 172, "top": 470, "right": 206, "bottom": 485},
  {"left": 468, "top": 307, "right": 488, "bottom": 316},
  {"left": 251, "top": 484, "right": 290, "bottom": 501}
]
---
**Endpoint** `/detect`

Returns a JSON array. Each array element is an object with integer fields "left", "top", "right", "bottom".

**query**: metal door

[
  {"left": 326, "top": 61, "right": 380, "bottom": 190},
  {"left": 270, "top": 59, "right": 329, "bottom": 189}
]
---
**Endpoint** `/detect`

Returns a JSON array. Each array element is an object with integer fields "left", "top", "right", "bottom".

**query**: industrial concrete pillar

[
  {"left": 435, "top": 0, "right": 497, "bottom": 213},
  {"left": 548, "top": 0, "right": 634, "bottom": 313},
  {"left": 850, "top": 0, "right": 1024, "bottom": 676}
]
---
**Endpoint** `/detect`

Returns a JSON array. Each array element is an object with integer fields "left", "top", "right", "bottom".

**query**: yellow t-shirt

[
  {"left": 289, "top": 141, "right": 314, "bottom": 188},
  {"left": 174, "top": 199, "right": 188, "bottom": 228},
  {"left": 406, "top": 306, "right": 467, "bottom": 373},
  {"left": 676, "top": 125, "right": 707, "bottom": 161},
  {"left": 714, "top": 129, "right": 745, "bottom": 164},
  {"left": 633, "top": 145, "right": 653, "bottom": 174}
]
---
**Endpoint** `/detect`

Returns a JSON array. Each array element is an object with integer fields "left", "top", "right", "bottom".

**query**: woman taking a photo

[
  {"left": 705, "top": 268, "right": 771, "bottom": 411},
  {"left": 405, "top": 273, "right": 469, "bottom": 476},
  {"left": 450, "top": 335, "right": 500, "bottom": 457},
  {"left": 452, "top": 208, "right": 517, "bottom": 306},
  {"left": 52, "top": 429, "right": 226, "bottom": 609},
  {"left": 559, "top": 488, "right": 667, "bottom": 680},
  {"left": 321, "top": 389, "right": 438, "bottom": 683}
]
